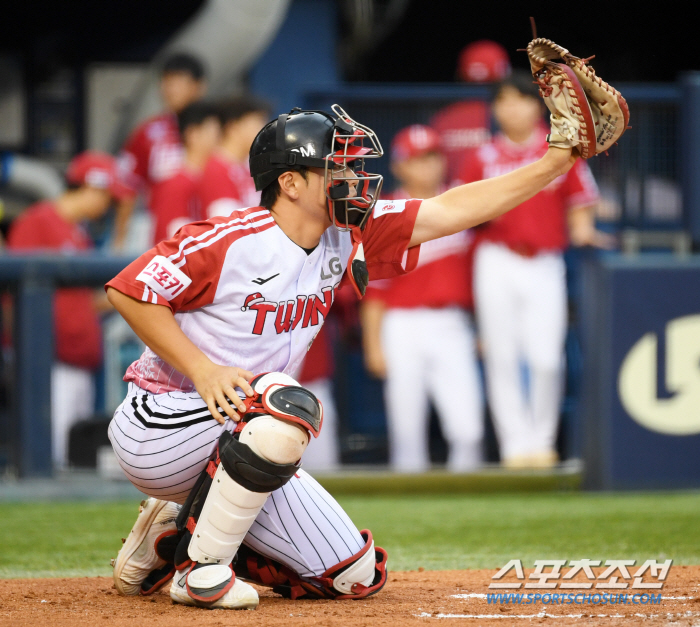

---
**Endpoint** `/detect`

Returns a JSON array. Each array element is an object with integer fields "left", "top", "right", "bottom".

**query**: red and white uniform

[
  {"left": 106, "top": 199, "right": 420, "bottom": 579},
  {"left": 461, "top": 131, "right": 599, "bottom": 461},
  {"left": 149, "top": 168, "right": 203, "bottom": 245},
  {"left": 7, "top": 201, "right": 102, "bottom": 468},
  {"left": 365, "top": 190, "right": 483, "bottom": 471},
  {"left": 118, "top": 113, "right": 184, "bottom": 196},
  {"left": 107, "top": 200, "right": 420, "bottom": 395},
  {"left": 430, "top": 101, "right": 491, "bottom": 183},
  {"left": 199, "top": 153, "right": 260, "bottom": 218}
]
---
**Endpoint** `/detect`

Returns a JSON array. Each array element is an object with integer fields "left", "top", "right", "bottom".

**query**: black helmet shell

[{"left": 249, "top": 110, "right": 337, "bottom": 191}]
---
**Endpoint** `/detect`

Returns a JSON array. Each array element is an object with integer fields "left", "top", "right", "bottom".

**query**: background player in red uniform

[
  {"left": 6, "top": 152, "right": 130, "bottom": 468},
  {"left": 361, "top": 125, "right": 483, "bottom": 471},
  {"left": 149, "top": 102, "right": 221, "bottom": 244},
  {"left": 115, "top": 53, "right": 207, "bottom": 249},
  {"left": 431, "top": 40, "right": 511, "bottom": 183},
  {"left": 199, "top": 96, "right": 269, "bottom": 218},
  {"left": 461, "top": 71, "right": 612, "bottom": 469}
]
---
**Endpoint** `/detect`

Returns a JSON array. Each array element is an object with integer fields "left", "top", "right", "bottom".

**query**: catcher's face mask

[
  {"left": 323, "top": 104, "right": 384, "bottom": 232},
  {"left": 321, "top": 105, "right": 384, "bottom": 300}
]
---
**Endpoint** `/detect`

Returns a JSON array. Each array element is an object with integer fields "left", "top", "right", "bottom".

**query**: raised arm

[
  {"left": 409, "top": 146, "right": 576, "bottom": 247},
  {"left": 106, "top": 287, "right": 254, "bottom": 422}
]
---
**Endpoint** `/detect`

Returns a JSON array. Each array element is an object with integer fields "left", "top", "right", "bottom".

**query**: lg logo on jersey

[
  {"left": 321, "top": 257, "right": 342, "bottom": 280},
  {"left": 241, "top": 284, "right": 339, "bottom": 335},
  {"left": 618, "top": 314, "right": 700, "bottom": 435}
]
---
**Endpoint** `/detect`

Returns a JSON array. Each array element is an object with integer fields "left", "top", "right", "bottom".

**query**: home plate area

[{"left": 1, "top": 567, "right": 699, "bottom": 626}]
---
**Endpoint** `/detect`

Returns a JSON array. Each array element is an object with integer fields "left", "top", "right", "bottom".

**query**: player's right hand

[{"left": 191, "top": 363, "right": 255, "bottom": 424}]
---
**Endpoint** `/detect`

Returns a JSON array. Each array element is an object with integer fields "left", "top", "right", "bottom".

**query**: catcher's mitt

[{"left": 526, "top": 37, "right": 630, "bottom": 158}]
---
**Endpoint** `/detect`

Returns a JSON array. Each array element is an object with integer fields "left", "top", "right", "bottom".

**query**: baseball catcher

[
  {"left": 107, "top": 96, "right": 579, "bottom": 610},
  {"left": 525, "top": 29, "right": 630, "bottom": 158}
]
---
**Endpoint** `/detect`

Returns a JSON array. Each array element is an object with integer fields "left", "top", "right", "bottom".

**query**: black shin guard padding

[
  {"left": 140, "top": 563, "right": 175, "bottom": 595},
  {"left": 154, "top": 531, "right": 180, "bottom": 564},
  {"left": 176, "top": 458, "right": 214, "bottom": 533},
  {"left": 218, "top": 430, "right": 298, "bottom": 493},
  {"left": 174, "top": 530, "right": 193, "bottom": 570}
]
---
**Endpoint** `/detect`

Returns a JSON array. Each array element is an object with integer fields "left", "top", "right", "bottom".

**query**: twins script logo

[{"left": 241, "top": 285, "right": 338, "bottom": 335}]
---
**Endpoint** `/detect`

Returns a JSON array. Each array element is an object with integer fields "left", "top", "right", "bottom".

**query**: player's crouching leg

[
  {"left": 234, "top": 530, "right": 388, "bottom": 600},
  {"left": 167, "top": 373, "right": 322, "bottom": 609}
]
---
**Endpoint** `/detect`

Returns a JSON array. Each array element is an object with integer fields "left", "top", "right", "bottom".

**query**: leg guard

[
  {"left": 172, "top": 416, "right": 309, "bottom": 604},
  {"left": 236, "top": 529, "right": 388, "bottom": 600}
]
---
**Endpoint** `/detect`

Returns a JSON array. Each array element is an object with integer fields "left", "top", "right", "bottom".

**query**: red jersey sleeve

[
  {"left": 361, "top": 199, "right": 422, "bottom": 280},
  {"left": 562, "top": 159, "right": 599, "bottom": 209},
  {"left": 106, "top": 216, "right": 243, "bottom": 313}
]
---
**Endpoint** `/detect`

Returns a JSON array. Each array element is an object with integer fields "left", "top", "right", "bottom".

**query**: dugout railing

[{"left": 0, "top": 255, "right": 135, "bottom": 477}]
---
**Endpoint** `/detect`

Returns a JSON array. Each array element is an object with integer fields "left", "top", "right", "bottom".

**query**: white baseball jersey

[{"left": 107, "top": 201, "right": 422, "bottom": 394}]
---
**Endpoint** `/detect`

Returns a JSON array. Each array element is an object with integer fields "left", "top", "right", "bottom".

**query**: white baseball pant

[
  {"left": 108, "top": 383, "right": 365, "bottom": 578},
  {"left": 474, "top": 242, "right": 567, "bottom": 460},
  {"left": 52, "top": 363, "right": 95, "bottom": 469},
  {"left": 380, "top": 307, "right": 483, "bottom": 472}
]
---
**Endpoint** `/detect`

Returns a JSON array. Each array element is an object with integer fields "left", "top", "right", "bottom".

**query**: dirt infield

[{"left": 1, "top": 567, "right": 699, "bottom": 626}]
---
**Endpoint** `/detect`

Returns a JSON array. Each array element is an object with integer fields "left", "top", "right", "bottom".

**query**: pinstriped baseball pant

[{"left": 108, "top": 383, "right": 365, "bottom": 578}]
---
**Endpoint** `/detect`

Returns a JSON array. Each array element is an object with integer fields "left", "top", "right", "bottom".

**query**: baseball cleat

[
  {"left": 170, "top": 564, "right": 259, "bottom": 609},
  {"left": 112, "top": 498, "right": 180, "bottom": 595}
]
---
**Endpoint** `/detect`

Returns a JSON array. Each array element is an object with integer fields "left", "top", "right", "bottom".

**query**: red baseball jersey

[
  {"left": 106, "top": 200, "right": 422, "bottom": 394},
  {"left": 460, "top": 131, "right": 599, "bottom": 252},
  {"left": 365, "top": 188, "right": 473, "bottom": 310},
  {"left": 7, "top": 202, "right": 102, "bottom": 370},
  {"left": 199, "top": 154, "right": 260, "bottom": 218},
  {"left": 118, "top": 113, "right": 184, "bottom": 195},
  {"left": 430, "top": 100, "right": 492, "bottom": 182},
  {"left": 149, "top": 169, "right": 203, "bottom": 245}
]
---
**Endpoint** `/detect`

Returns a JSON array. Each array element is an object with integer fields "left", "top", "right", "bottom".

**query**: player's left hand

[{"left": 191, "top": 362, "right": 255, "bottom": 424}]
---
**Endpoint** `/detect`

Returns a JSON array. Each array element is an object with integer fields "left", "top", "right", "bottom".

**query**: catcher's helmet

[{"left": 249, "top": 104, "right": 383, "bottom": 231}]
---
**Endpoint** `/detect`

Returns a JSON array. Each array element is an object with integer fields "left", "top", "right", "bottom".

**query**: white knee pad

[{"left": 238, "top": 416, "right": 309, "bottom": 465}]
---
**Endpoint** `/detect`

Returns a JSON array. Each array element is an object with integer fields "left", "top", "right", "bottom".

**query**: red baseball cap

[
  {"left": 457, "top": 40, "right": 511, "bottom": 83},
  {"left": 66, "top": 151, "right": 131, "bottom": 201},
  {"left": 391, "top": 125, "right": 442, "bottom": 162}
]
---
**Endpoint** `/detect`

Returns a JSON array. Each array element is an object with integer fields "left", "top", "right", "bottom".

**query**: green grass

[{"left": 1, "top": 492, "right": 698, "bottom": 578}]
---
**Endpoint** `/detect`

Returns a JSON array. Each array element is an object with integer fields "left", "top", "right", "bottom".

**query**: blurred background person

[
  {"left": 461, "top": 71, "right": 611, "bottom": 469},
  {"left": 200, "top": 95, "right": 270, "bottom": 218},
  {"left": 361, "top": 125, "right": 483, "bottom": 472},
  {"left": 114, "top": 53, "right": 207, "bottom": 249},
  {"left": 295, "top": 325, "right": 341, "bottom": 471},
  {"left": 431, "top": 40, "right": 511, "bottom": 183},
  {"left": 5, "top": 152, "right": 129, "bottom": 469},
  {"left": 149, "top": 101, "right": 221, "bottom": 244}
]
